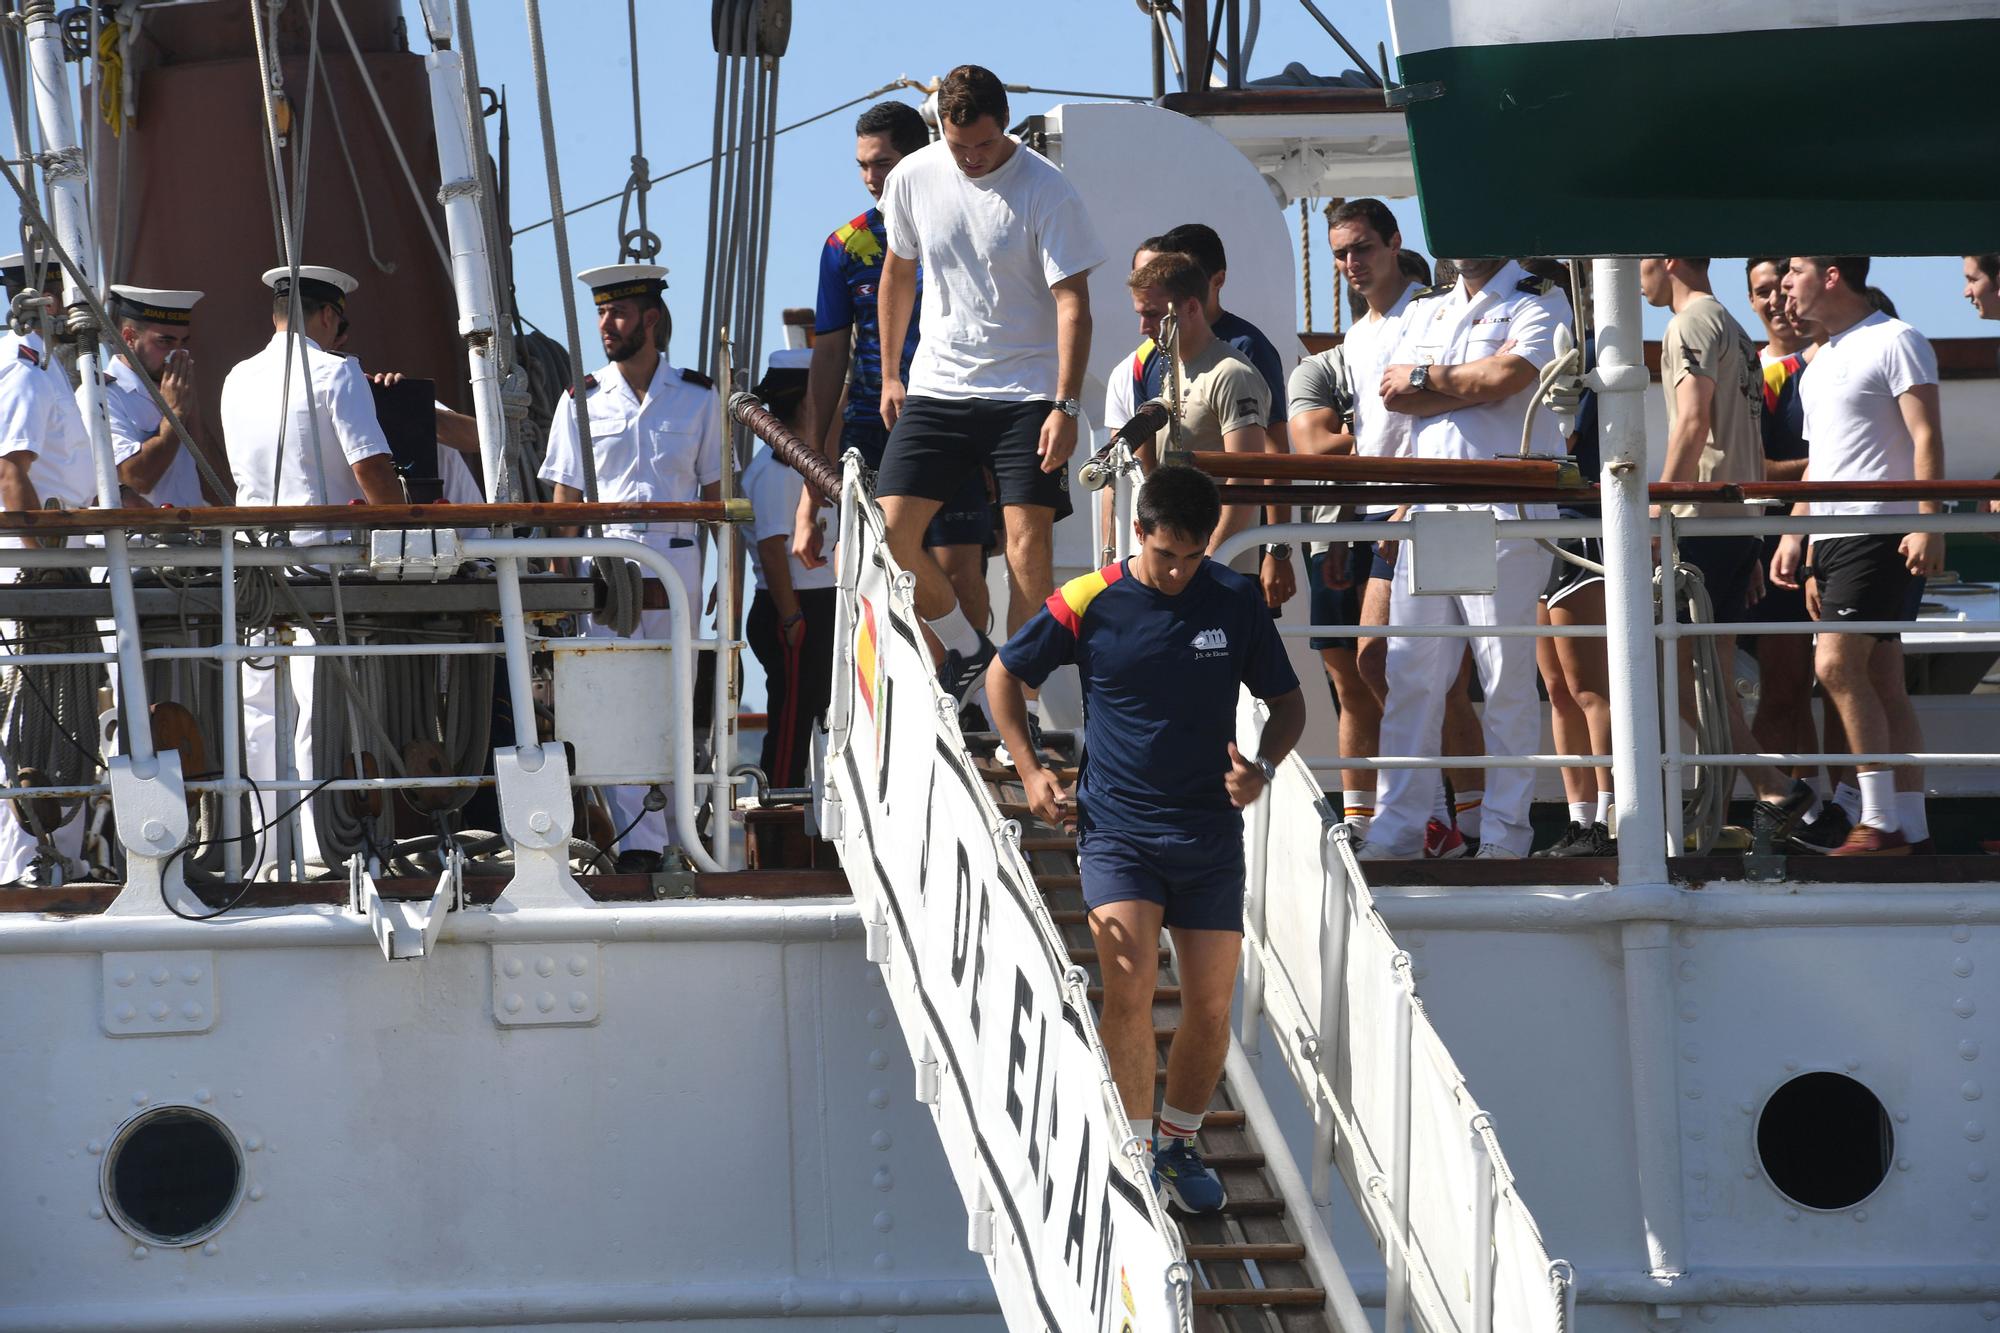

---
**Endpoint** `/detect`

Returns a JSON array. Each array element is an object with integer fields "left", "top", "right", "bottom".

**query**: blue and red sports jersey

[{"left": 815, "top": 207, "right": 921, "bottom": 426}]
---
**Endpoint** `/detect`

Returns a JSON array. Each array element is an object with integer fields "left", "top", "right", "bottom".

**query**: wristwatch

[
  {"left": 1409, "top": 361, "right": 1433, "bottom": 392},
  {"left": 1263, "top": 543, "right": 1292, "bottom": 561},
  {"left": 1052, "top": 398, "right": 1081, "bottom": 419},
  {"left": 1254, "top": 755, "right": 1278, "bottom": 784}
]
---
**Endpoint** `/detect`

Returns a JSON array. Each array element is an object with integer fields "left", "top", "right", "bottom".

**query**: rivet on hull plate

[
  {"left": 492, "top": 943, "right": 601, "bottom": 1027},
  {"left": 102, "top": 952, "right": 216, "bottom": 1037}
]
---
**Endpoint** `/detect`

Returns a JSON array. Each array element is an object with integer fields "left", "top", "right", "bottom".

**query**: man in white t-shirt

[
  {"left": 874, "top": 63, "right": 1105, "bottom": 702},
  {"left": 1771, "top": 256, "right": 1942, "bottom": 856}
]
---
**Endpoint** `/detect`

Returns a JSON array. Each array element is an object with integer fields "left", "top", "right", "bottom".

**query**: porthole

[
  {"left": 1755, "top": 1071, "right": 1893, "bottom": 1211},
  {"left": 100, "top": 1106, "right": 244, "bottom": 1246}
]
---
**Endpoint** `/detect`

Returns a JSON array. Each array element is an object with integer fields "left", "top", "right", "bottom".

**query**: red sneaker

[
  {"left": 1423, "top": 817, "right": 1467, "bottom": 860},
  {"left": 1829, "top": 824, "right": 1911, "bottom": 857}
]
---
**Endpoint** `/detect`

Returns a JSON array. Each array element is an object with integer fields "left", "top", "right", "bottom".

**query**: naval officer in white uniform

[
  {"left": 539, "top": 263, "right": 723, "bottom": 871},
  {"left": 0, "top": 255, "right": 99, "bottom": 883},
  {"left": 220, "top": 264, "right": 403, "bottom": 871},
  {"left": 92, "top": 285, "right": 219, "bottom": 508},
  {"left": 1362, "top": 260, "right": 1572, "bottom": 860}
]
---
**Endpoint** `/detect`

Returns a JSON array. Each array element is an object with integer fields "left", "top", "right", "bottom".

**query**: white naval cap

[
  {"left": 108, "top": 284, "right": 204, "bottom": 326},
  {"left": 578, "top": 263, "right": 668, "bottom": 306},
  {"left": 260, "top": 264, "right": 359, "bottom": 305},
  {"left": 765, "top": 348, "right": 812, "bottom": 373}
]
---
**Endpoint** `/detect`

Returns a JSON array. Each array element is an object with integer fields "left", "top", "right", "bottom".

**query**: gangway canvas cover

[
  {"left": 1385, "top": 0, "right": 2000, "bottom": 258},
  {"left": 822, "top": 490, "right": 1193, "bottom": 1333}
]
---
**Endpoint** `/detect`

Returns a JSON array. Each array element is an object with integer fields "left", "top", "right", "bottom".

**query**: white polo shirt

[{"left": 742, "top": 445, "right": 835, "bottom": 593}]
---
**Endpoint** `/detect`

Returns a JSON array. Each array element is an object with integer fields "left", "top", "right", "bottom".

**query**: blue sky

[{"left": 465, "top": 0, "right": 1987, "bottom": 362}]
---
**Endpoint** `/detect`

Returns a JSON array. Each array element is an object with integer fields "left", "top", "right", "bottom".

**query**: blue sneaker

[
  {"left": 937, "top": 632, "right": 996, "bottom": 707},
  {"left": 1151, "top": 1136, "right": 1228, "bottom": 1214}
]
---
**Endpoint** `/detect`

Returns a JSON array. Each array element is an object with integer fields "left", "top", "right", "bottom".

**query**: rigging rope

[{"left": 614, "top": 0, "right": 660, "bottom": 264}]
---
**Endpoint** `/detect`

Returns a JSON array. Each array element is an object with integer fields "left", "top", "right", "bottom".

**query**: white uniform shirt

[
  {"left": 881, "top": 138, "right": 1106, "bottom": 401},
  {"left": 0, "top": 330, "right": 96, "bottom": 508},
  {"left": 538, "top": 357, "right": 724, "bottom": 555},
  {"left": 88, "top": 355, "right": 204, "bottom": 508},
  {"left": 1342, "top": 283, "right": 1418, "bottom": 463},
  {"left": 1800, "top": 310, "right": 1937, "bottom": 527},
  {"left": 1389, "top": 260, "right": 1572, "bottom": 464},
  {"left": 220, "top": 330, "right": 392, "bottom": 544},
  {"left": 742, "top": 446, "right": 836, "bottom": 593}
]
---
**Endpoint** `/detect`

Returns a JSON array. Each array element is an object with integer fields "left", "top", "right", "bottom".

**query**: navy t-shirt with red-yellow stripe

[{"left": 998, "top": 558, "right": 1299, "bottom": 837}]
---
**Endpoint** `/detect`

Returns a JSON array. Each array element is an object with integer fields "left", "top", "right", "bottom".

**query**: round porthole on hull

[
  {"left": 1756, "top": 1071, "right": 1894, "bottom": 1211},
  {"left": 100, "top": 1107, "right": 244, "bottom": 1246}
]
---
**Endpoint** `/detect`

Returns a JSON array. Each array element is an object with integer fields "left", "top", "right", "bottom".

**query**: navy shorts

[
  {"left": 875, "top": 396, "right": 1070, "bottom": 513},
  {"left": 1078, "top": 827, "right": 1246, "bottom": 933},
  {"left": 1306, "top": 542, "right": 1372, "bottom": 651},
  {"left": 1679, "top": 535, "right": 1762, "bottom": 625},
  {"left": 843, "top": 419, "right": 991, "bottom": 549}
]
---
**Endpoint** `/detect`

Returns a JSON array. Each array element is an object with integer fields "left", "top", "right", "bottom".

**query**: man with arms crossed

[
  {"left": 876, "top": 64, "right": 1104, "bottom": 697},
  {"left": 792, "top": 101, "right": 991, "bottom": 629},
  {"left": 1642, "top": 256, "right": 1814, "bottom": 845},
  {"left": 1365, "top": 259, "right": 1570, "bottom": 859},
  {"left": 1773, "top": 256, "right": 1942, "bottom": 855},
  {"left": 987, "top": 465, "right": 1303, "bottom": 1212}
]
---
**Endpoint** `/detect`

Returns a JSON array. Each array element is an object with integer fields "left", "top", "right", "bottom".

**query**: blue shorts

[
  {"left": 1077, "top": 827, "right": 1246, "bottom": 933},
  {"left": 1306, "top": 543, "right": 1369, "bottom": 651},
  {"left": 842, "top": 418, "right": 991, "bottom": 549}
]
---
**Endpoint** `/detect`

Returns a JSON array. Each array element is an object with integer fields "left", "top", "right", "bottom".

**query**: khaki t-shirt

[
  {"left": 1663, "top": 294, "right": 1764, "bottom": 518},
  {"left": 1146, "top": 337, "right": 1270, "bottom": 458}
]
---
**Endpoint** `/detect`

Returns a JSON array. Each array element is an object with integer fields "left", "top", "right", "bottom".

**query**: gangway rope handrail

[{"left": 725, "top": 392, "right": 842, "bottom": 499}]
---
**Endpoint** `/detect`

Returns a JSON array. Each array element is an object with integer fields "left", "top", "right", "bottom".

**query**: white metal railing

[
  {"left": 1238, "top": 694, "right": 1570, "bottom": 1332},
  {"left": 1214, "top": 501, "right": 2000, "bottom": 865},
  {"left": 0, "top": 527, "right": 736, "bottom": 886}
]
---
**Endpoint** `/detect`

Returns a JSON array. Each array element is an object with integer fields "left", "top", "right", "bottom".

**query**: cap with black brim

[{"left": 578, "top": 263, "right": 668, "bottom": 307}]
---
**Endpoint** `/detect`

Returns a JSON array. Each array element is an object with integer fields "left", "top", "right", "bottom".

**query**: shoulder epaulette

[
  {"left": 567, "top": 373, "right": 597, "bottom": 398},
  {"left": 1516, "top": 275, "right": 1557, "bottom": 296},
  {"left": 15, "top": 343, "right": 38, "bottom": 367},
  {"left": 1408, "top": 282, "right": 1452, "bottom": 302},
  {"left": 679, "top": 367, "right": 714, "bottom": 390}
]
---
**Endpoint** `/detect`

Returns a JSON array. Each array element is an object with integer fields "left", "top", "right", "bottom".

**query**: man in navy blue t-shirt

[{"left": 988, "top": 466, "right": 1304, "bottom": 1214}]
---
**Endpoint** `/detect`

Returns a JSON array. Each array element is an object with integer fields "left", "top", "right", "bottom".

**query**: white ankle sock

[
  {"left": 1897, "top": 791, "right": 1930, "bottom": 843},
  {"left": 1342, "top": 789, "right": 1375, "bottom": 826},
  {"left": 1130, "top": 1115, "right": 1155, "bottom": 1147},
  {"left": 1857, "top": 770, "right": 1900, "bottom": 833},
  {"left": 1156, "top": 1102, "right": 1205, "bottom": 1143},
  {"left": 1568, "top": 800, "right": 1593, "bottom": 826},
  {"left": 1454, "top": 789, "right": 1484, "bottom": 839},
  {"left": 1431, "top": 783, "right": 1452, "bottom": 824},
  {"left": 1594, "top": 791, "right": 1614, "bottom": 828},
  {"left": 925, "top": 605, "right": 979, "bottom": 656},
  {"left": 1835, "top": 782, "right": 1863, "bottom": 822}
]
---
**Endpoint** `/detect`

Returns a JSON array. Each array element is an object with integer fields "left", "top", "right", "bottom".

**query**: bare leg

[
  {"left": 878, "top": 494, "right": 953, "bottom": 620},
  {"left": 1754, "top": 632, "right": 1821, "bottom": 781},
  {"left": 1539, "top": 601, "right": 1595, "bottom": 810},
  {"left": 1088, "top": 897, "right": 1166, "bottom": 1120},
  {"left": 1321, "top": 645, "right": 1380, "bottom": 802},
  {"left": 1871, "top": 640, "right": 1924, "bottom": 794},
  {"left": 1551, "top": 586, "right": 1614, "bottom": 801},
  {"left": 1356, "top": 576, "right": 1392, "bottom": 706},
  {"left": 933, "top": 543, "right": 989, "bottom": 637},
  {"left": 1160, "top": 925, "right": 1243, "bottom": 1116},
  {"left": 1001, "top": 504, "right": 1056, "bottom": 638},
  {"left": 1443, "top": 648, "right": 1485, "bottom": 796}
]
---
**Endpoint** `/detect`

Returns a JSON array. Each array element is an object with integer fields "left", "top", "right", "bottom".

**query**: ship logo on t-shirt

[{"left": 1191, "top": 627, "right": 1228, "bottom": 653}]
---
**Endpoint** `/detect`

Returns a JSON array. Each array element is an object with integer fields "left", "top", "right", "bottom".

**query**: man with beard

[
  {"left": 95, "top": 286, "right": 226, "bottom": 507},
  {"left": 540, "top": 263, "right": 723, "bottom": 873}
]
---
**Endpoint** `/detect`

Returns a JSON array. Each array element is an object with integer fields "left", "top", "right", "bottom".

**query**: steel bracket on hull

[
  {"left": 349, "top": 847, "right": 461, "bottom": 961},
  {"left": 100, "top": 751, "right": 195, "bottom": 918},
  {"left": 493, "top": 744, "right": 593, "bottom": 908}
]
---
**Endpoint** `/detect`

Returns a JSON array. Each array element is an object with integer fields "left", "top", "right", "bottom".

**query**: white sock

[
  {"left": 1835, "top": 782, "right": 1863, "bottom": 822},
  {"left": 1431, "top": 783, "right": 1452, "bottom": 824},
  {"left": 925, "top": 604, "right": 979, "bottom": 657},
  {"left": 1129, "top": 1115, "right": 1154, "bottom": 1147},
  {"left": 1156, "top": 1102, "right": 1205, "bottom": 1143},
  {"left": 1897, "top": 791, "right": 1930, "bottom": 843},
  {"left": 1857, "top": 770, "right": 1900, "bottom": 833},
  {"left": 1342, "top": 789, "right": 1374, "bottom": 837},
  {"left": 1568, "top": 800, "right": 1593, "bottom": 827},
  {"left": 1594, "top": 790, "right": 1614, "bottom": 828},
  {"left": 1454, "top": 789, "right": 1484, "bottom": 839}
]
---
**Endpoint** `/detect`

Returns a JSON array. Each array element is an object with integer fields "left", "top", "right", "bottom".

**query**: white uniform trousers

[
  {"left": 241, "top": 625, "right": 323, "bottom": 873},
  {"left": 579, "top": 540, "right": 702, "bottom": 856},
  {"left": 1369, "top": 535, "right": 1552, "bottom": 858}
]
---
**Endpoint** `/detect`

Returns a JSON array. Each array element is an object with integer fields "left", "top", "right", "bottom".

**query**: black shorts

[
  {"left": 1306, "top": 542, "right": 1373, "bottom": 651},
  {"left": 1810, "top": 533, "right": 1920, "bottom": 639},
  {"left": 875, "top": 396, "right": 1070, "bottom": 514},
  {"left": 1678, "top": 535, "right": 1762, "bottom": 625},
  {"left": 1543, "top": 534, "right": 1605, "bottom": 608},
  {"left": 1746, "top": 530, "right": 1808, "bottom": 626},
  {"left": 843, "top": 419, "right": 992, "bottom": 549}
]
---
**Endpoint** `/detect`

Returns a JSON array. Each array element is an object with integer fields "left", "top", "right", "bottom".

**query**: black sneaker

[
  {"left": 1545, "top": 822, "right": 1614, "bottom": 857},
  {"left": 613, "top": 848, "right": 663, "bottom": 876},
  {"left": 1752, "top": 779, "right": 1814, "bottom": 850},
  {"left": 1790, "top": 802, "right": 1853, "bottom": 855},
  {"left": 1535, "top": 822, "right": 1586, "bottom": 857},
  {"left": 937, "top": 633, "right": 996, "bottom": 708}
]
